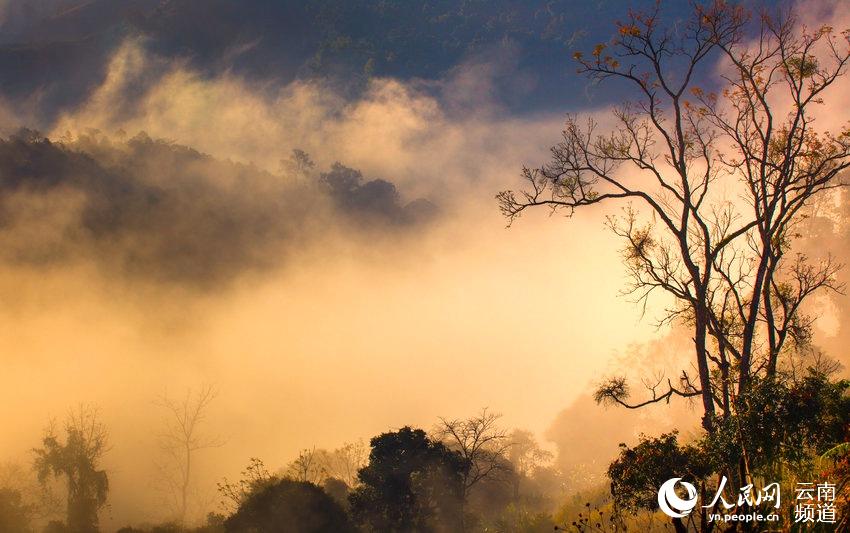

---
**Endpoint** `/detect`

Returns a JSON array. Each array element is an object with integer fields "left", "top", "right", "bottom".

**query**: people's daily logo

[
  {"left": 657, "top": 478, "right": 698, "bottom": 518},
  {"left": 657, "top": 477, "right": 837, "bottom": 525}
]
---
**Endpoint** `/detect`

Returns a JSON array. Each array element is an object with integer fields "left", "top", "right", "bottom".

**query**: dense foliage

[
  {"left": 224, "top": 479, "right": 356, "bottom": 533},
  {"left": 349, "top": 427, "right": 469, "bottom": 532}
]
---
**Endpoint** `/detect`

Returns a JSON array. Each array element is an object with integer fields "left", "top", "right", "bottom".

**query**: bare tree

[
  {"left": 499, "top": 0, "right": 850, "bottom": 444},
  {"left": 282, "top": 441, "right": 368, "bottom": 488},
  {"left": 322, "top": 440, "right": 368, "bottom": 488},
  {"left": 156, "top": 384, "right": 222, "bottom": 526},
  {"left": 284, "top": 446, "right": 327, "bottom": 484},
  {"left": 435, "top": 409, "right": 513, "bottom": 530}
]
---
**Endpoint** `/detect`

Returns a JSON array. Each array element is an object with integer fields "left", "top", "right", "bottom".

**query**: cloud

[
  {"left": 544, "top": 328, "right": 702, "bottom": 492},
  {"left": 0, "top": 28, "right": 668, "bottom": 527},
  {"left": 0, "top": 37, "right": 575, "bottom": 293},
  {"left": 44, "top": 39, "right": 580, "bottom": 204},
  {"left": 0, "top": 128, "right": 434, "bottom": 288},
  {"left": 23, "top": 4, "right": 850, "bottom": 525}
]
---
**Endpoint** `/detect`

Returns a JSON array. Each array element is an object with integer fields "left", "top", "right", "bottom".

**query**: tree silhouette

[
  {"left": 434, "top": 409, "right": 513, "bottom": 530},
  {"left": 499, "top": 1, "right": 850, "bottom": 444},
  {"left": 224, "top": 479, "right": 356, "bottom": 533},
  {"left": 33, "top": 406, "right": 109, "bottom": 533},
  {"left": 156, "top": 385, "right": 222, "bottom": 526},
  {"left": 349, "top": 426, "right": 469, "bottom": 532}
]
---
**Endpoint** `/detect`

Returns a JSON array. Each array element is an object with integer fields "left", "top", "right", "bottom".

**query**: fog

[
  {"left": 2, "top": 1, "right": 849, "bottom": 529},
  {"left": 0, "top": 38, "right": 670, "bottom": 527}
]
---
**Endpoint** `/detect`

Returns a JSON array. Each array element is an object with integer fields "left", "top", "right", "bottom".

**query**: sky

[{"left": 0, "top": 0, "right": 848, "bottom": 528}]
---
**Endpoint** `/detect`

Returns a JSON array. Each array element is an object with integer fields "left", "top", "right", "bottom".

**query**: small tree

[{"left": 33, "top": 406, "right": 109, "bottom": 533}]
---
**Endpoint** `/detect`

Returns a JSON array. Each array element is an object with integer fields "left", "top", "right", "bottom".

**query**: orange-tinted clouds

[{"left": 1, "top": 1, "right": 849, "bottom": 528}]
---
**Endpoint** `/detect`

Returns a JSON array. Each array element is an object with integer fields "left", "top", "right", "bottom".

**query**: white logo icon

[{"left": 658, "top": 477, "right": 698, "bottom": 518}]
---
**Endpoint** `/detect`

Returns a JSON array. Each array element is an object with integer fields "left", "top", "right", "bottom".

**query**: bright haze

[{"left": 0, "top": 0, "right": 847, "bottom": 528}]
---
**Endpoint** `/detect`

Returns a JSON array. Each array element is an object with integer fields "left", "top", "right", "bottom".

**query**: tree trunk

[
  {"left": 695, "top": 305, "right": 716, "bottom": 432},
  {"left": 738, "top": 247, "right": 771, "bottom": 394},
  {"left": 180, "top": 444, "right": 191, "bottom": 526}
]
